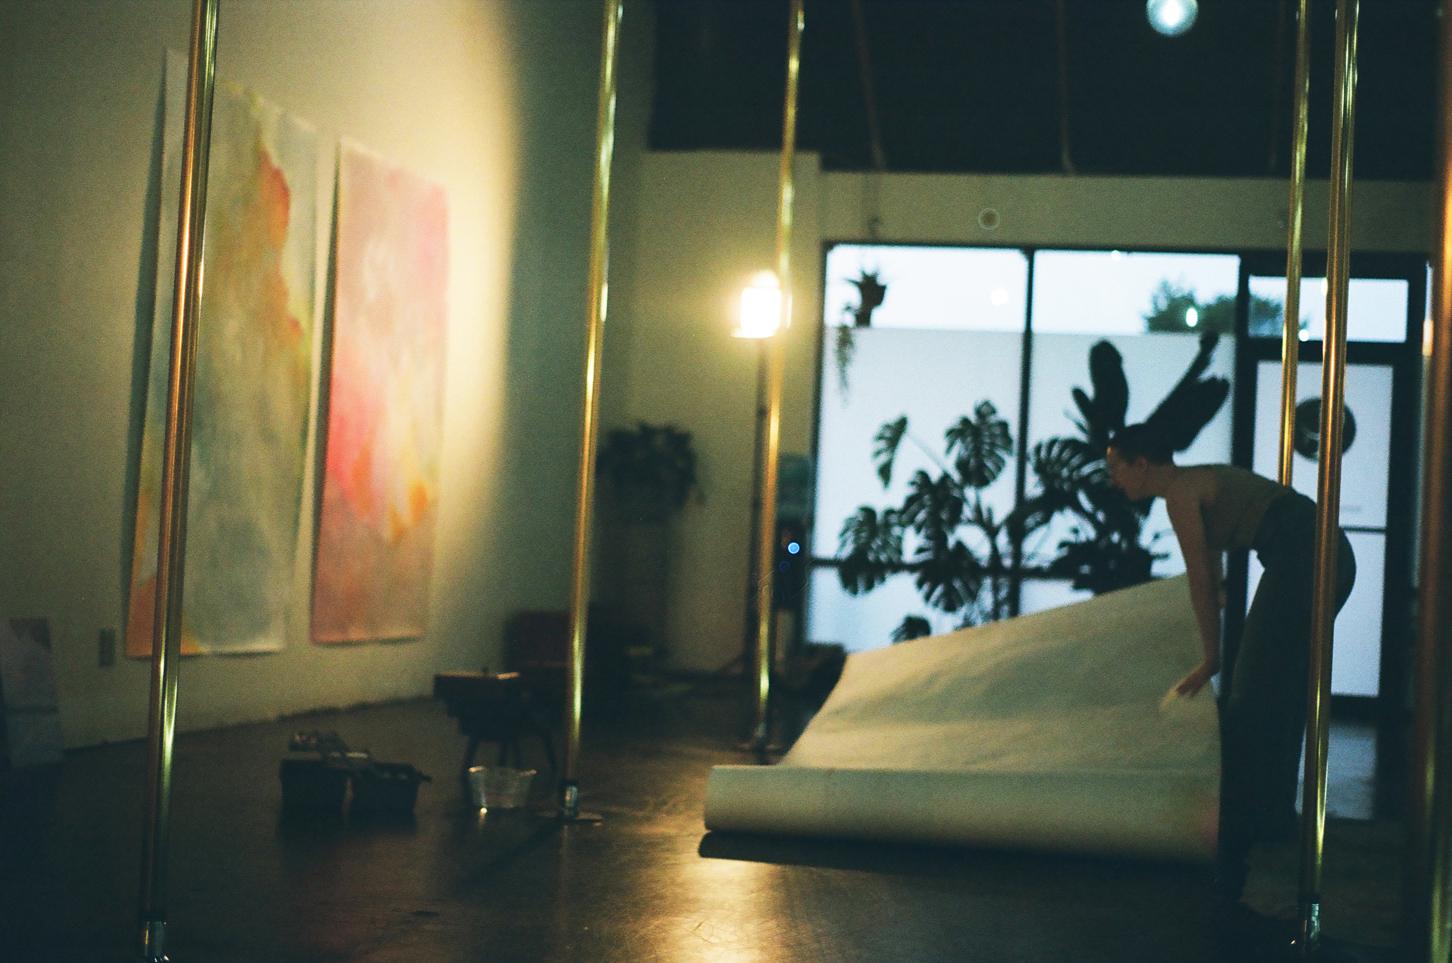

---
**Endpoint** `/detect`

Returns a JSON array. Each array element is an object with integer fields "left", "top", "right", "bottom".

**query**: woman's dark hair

[{"left": 1107, "top": 423, "right": 1174, "bottom": 464}]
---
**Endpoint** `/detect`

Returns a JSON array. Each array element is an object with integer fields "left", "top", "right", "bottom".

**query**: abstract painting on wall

[
  {"left": 311, "top": 141, "right": 449, "bottom": 643},
  {"left": 127, "top": 52, "right": 318, "bottom": 656}
]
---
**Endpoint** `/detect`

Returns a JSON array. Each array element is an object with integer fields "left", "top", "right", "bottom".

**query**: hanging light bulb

[
  {"left": 734, "top": 271, "right": 783, "bottom": 339},
  {"left": 1147, "top": 0, "right": 1198, "bottom": 37}
]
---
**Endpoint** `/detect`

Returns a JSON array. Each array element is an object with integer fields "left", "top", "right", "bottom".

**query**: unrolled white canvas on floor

[{"left": 705, "top": 575, "right": 1220, "bottom": 862}]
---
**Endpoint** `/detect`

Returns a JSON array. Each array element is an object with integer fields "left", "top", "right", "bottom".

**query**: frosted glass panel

[
  {"left": 1033, "top": 250, "right": 1240, "bottom": 335},
  {"left": 824, "top": 245, "right": 1029, "bottom": 332},
  {"left": 1247, "top": 276, "right": 1408, "bottom": 343},
  {"left": 1023, "top": 332, "right": 1235, "bottom": 576},
  {"left": 1246, "top": 531, "right": 1385, "bottom": 697},
  {"left": 814, "top": 328, "right": 1024, "bottom": 558},
  {"left": 1250, "top": 362, "right": 1393, "bottom": 529},
  {"left": 806, "top": 569, "right": 957, "bottom": 654}
]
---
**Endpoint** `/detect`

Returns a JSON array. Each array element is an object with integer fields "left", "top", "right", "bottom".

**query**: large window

[
  {"left": 1025, "top": 251, "right": 1240, "bottom": 587},
  {"left": 810, "top": 245, "right": 1240, "bottom": 652},
  {"left": 822, "top": 244, "right": 1029, "bottom": 332},
  {"left": 1032, "top": 250, "right": 1240, "bottom": 334},
  {"left": 1247, "top": 276, "right": 1410, "bottom": 342},
  {"left": 807, "top": 243, "right": 1425, "bottom": 708},
  {"left": 811, "top": 245, "right": 1028, "bottom": 645}
]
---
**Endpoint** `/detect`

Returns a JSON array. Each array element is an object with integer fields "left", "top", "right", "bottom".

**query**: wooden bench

[{"left": 432, "top": 671, "right": 559, "bottom": 783}]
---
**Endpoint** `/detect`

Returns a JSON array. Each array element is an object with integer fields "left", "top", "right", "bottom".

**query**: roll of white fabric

[{"left": 704, "top": 575, "right": 1220, "bottom": 862}]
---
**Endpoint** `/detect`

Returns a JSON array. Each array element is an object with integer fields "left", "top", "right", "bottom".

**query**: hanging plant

[
  {"left": 851, "top": 270, "right": 887, "bottom": 328},
  {"left": 833, "top": 324, "right": 857, "bottom": 395},
  {"left": 833, "top": 269, "right": 887, "bottom": 397}
]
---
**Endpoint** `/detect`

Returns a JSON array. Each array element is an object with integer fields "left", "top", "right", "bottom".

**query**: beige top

[{"left": 1179, "top": 464, "right": 1288, "bottom": 551}]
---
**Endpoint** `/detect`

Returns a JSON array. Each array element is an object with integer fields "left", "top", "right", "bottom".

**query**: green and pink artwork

[
  {"left": 311, "top": 142, "right": 448, "bottom": 643},
  {"left": 127, "top": 53, "right": 317, "bottom": 656}
]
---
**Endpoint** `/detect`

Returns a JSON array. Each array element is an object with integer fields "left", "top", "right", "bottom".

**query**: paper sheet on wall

[
  {"left": 127, "top": 52, "right": 317, "bottom": 656},
  {"left": 705, "top": 576, "right": 1220, "bottom": 862}
]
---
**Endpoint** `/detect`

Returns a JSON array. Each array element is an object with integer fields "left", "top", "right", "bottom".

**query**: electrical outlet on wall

[{"left": 98, "top": 628, "right": 116, "bottom": 667}]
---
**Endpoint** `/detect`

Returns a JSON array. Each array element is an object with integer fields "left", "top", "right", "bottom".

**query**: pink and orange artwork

[
  {"left": 127, "top": 53, "right": 317, "bottom": 657},
  {"left": 311, "top": 142, "right": 449, "bottom": 643}
]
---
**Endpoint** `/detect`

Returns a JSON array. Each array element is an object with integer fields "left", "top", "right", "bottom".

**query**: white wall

[
  {"left": 603, "top": 151, "right": 823, "bottom": 673},
  {"left": 606, "top": 160, "right": 1432, "bottom": 671},
  {"left": 0, "top": 0, "right": 644, "bottom": 746},
  {"left": 819, "top": 172, "right": 1432, "bottom": 253}
]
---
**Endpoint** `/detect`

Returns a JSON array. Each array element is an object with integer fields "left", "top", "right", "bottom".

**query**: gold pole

[
  {"left": 749, "top": 0, "right": 805, "bottom": 753},
  {"left": 1277, "top": 0, "right": 1312, "bottom": 487},
  {"left": 1297, "top": 0, "right": 1358, "bottom": 952},
  {"left": 1408, "top": 4, "right": 1452, "bottom": 956},
  {"left": 560, "top": 0, "right": 623, "bottom": 820},
  {"left": 138, "top": 1, "right": 218, "bottom": 959}
]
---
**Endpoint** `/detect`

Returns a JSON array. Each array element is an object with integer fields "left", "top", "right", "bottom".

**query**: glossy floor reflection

[{"left": 0, "top": 686, "right": 1403, "bottom": 961}]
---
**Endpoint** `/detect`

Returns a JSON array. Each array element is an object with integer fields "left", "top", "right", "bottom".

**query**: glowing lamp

[
  {"left": 734, "top": 271, "right": 784, "bottom": 339},
  {"left": 1147, "top": 0, "right": 1198, "bottom": 37}
]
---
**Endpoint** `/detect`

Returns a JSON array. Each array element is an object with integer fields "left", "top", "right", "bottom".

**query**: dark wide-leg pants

[{"left": 1219, "top": 493, "right": 1357, "bottom": 875}]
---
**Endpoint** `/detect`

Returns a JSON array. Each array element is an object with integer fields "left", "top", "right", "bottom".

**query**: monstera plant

[
  {"left": 837, "top": 332, "right": 1231, "bottom": 642},
  {"left": 837, "top": 399, "right": 1040, "bottom": 642}
]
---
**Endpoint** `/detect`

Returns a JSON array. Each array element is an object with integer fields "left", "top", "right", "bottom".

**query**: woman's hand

[{"left": 1175, "top": 659, "right": 1220, "bottom": 697}]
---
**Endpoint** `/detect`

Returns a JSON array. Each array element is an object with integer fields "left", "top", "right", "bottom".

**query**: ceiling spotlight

[{"left": 1147, "top": 0, "right": 1198, "bottom": 37}]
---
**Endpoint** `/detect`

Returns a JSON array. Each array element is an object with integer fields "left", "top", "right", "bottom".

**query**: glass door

[{"left": 1234, "top": 259, "right": 1423, "bottom": 707}]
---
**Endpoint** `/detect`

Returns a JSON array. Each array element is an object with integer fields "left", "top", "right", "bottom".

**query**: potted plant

[
  {"left": 597, "top": 423, "right": 697, "bottom": 523},
  {"left": 832, "top": 269, "right": 888, "bottom": 396},
  {"left": 594, "top": 423, "right": 699, "bottom": 669}
]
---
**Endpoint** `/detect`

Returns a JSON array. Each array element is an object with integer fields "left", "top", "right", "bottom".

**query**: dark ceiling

[{"left": 650, "top": 0, "right": 1439, "bottom": 180}]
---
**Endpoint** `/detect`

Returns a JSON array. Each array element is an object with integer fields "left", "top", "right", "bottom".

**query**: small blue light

[{"left": 786, "top": 541, "right": 801, "bottom": 556}]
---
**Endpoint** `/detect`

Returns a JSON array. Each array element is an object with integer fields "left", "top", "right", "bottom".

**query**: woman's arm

[{"left": 1165, "top": 484, "right": 1221, "bottom": 696}]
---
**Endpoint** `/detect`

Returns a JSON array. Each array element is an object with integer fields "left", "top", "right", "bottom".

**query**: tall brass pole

[
  {"left": 749, "top": 0, "right": 805, "bottom": 753},
  {"left": 138, "top": 1, "right": 218, "bottom": 959},
  {"left": 560, "top": 0, "right": 623, "bottom": 820},
  {"left": 1407, "top": 4, "right": 1452, "bottom": 957},
  {"left": 1297, "top": 0, "right": 1358, "bottom": 953},
  {"left": 1277, "top": 0, "right": 1313, "bottom": 487}
]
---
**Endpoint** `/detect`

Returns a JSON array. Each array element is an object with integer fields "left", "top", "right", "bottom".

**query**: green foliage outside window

[{"left": 1142, "top": 280, "right": 1283, "bottom": 336}]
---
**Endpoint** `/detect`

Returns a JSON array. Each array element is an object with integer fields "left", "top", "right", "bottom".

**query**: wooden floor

[{"left": 0, "top": 685, "right": 1404, "bottom": 962}]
